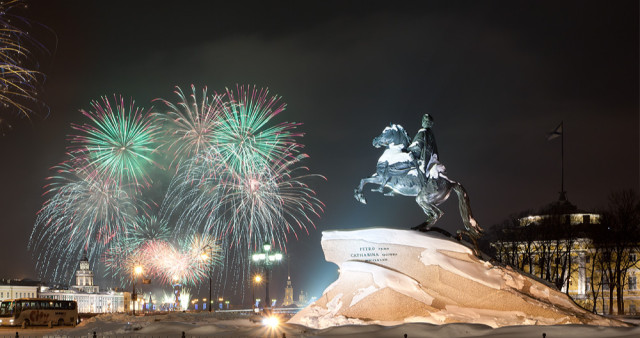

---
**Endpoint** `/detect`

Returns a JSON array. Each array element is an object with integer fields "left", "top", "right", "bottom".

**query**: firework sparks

[
  {"left": 0, "top": 0, "right": 47, "bottom": 121},
  {"left": 104, "top": 227, "right": 221, "bottom": 286},
  {"left": 30, "top": 156, "right": 139, "bottom": 283},
  {"left": 176, "top": 152, "right": 324, "bottom": 251},
  {"left": 153, "top": 85, "right": 223, "bottom": 167},
  {"left": 213, "top": 85, "right": 303, "bottom": 175},
  {"left": 30, "top": 85, "right": 324, "bottom": 292},
  {"left": 69, "top": 95, "right": 160, "bottom": 188}
]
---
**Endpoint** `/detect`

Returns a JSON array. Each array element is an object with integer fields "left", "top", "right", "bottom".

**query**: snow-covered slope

[{"left": 290, "top": 228, "right": 624, "bottom": 329}]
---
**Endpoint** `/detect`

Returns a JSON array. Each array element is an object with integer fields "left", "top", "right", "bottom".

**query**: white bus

[{"left": 0, "top": 298, "right": 78, "bottom": 327}]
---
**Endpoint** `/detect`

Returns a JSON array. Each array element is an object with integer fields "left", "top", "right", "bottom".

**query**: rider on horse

[
  {"left": 407, "top": 114, "right": 446, "bottom": 180},
  {"left": 354, "top": 115, "right": 483, "bottom": 255}
]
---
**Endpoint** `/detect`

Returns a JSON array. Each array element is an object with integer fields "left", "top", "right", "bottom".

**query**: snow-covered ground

[{"left": 0, "top": 312, "right": 638, "bottom": 337}]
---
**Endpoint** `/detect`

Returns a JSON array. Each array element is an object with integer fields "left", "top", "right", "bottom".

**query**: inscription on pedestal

[{"left": 348, "top": 245, "right": 398, "bottom": 263}]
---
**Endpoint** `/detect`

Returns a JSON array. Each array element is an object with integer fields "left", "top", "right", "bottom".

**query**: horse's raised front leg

[
  {"left": 354, "top": 175, "right": 383, "bottom": 204},
  {"left": 372, "top": 162, "right": 389, "bottom": 193}
]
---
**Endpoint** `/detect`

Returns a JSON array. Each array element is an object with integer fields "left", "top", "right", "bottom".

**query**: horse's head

[{"left": 373, "top": 123, "right": 410, "bottom": 149}]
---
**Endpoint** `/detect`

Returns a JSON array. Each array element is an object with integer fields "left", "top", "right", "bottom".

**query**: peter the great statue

[{"left": 354, "top": 114, "right": 483, "bottom": 251}]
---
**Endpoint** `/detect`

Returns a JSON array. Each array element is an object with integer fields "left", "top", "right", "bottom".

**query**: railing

[{"left": 215, "top": 307, "right": 301, "bottom": 314}]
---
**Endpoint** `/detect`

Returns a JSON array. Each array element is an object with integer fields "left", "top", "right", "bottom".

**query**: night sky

[{"left": 0, "top": 1, "right": 637, "bottom": 305}]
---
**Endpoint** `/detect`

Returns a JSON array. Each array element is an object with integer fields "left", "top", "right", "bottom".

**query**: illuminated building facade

[
  {"left": 492, "top": 200, "right": 640, "bottom": 315},
  {"left": 39, "top": 258, "right": 127, "bottom": 313}
]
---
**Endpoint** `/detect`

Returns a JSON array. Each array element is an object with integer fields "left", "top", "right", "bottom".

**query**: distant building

[
  {"left": 492, "top": 198, "right": 640, "bottom": 315},
  {"left": 296, "top": 290, "right": 308, "bottom": 307},
  {"left": 0, "top": 279, "right": 40, "bottom": 301},
  {"left": 73, "top": 256, "right": 99, "bottom": 293},
  {"left": 39, "top": 257, "right": 127, "bottom": 313},
  {"left": 283, "top": 276, "right": 294, "bottom": 306}
]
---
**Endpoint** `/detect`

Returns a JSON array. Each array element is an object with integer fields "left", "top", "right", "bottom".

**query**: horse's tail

[{"left": 452, "top": 183, "right": 483, "bottom": 238}]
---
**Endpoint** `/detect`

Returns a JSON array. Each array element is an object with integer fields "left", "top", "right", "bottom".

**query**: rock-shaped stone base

[{"left": 290, "top": 228, "right": 623, "bottom": 328}]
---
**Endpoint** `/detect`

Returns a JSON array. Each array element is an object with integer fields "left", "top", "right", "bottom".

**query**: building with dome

[
  {"left": 491, "top": 196, "right": 640, "bottom": 315},
  {"left": 40, "top": 257, "right": 127, "bottom": 313}
]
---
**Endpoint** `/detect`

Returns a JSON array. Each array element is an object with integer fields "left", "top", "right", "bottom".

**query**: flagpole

[
  {"left": 560, "top": 121, "right": 566, "bottom": 201},
  {"left": 546, "top": 122, "right": 565, "bottom": 201}
]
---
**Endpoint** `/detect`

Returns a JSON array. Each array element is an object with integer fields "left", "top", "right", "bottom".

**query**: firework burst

[
  {"left": 127, "top": 215, "right": 172, "bottom": 248},
  {"left": 31, "top": 85, "right": 324, "bottom": 292},
  {"left": 160, "top": 86, "right": 324, "bottom": 260},
  {"left": 0, "top": 0, "right": 47, "bottom": 121},
  {"left": 153, "top": 85, "right": 223, "bottom": 167},
  {"left": 162, "top": 148, "right": 324, "bottom": 256},
  {"left": 30, "top": 156, "right": 139, "bottom": 283},
  {"left": 214, "top": 85, "right": 303, "bottom": 175},
  {"left": 69, "top": 96, "right": 160, "bottom": 188},
  {"left": 104, "top": 223, "right": 221, "bottom": 286}
]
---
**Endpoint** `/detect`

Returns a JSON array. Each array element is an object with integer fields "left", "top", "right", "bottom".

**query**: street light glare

[
  {"left": 262, "top": 315, "right": 279, "bottom": 328},
  {"left": 263, "top": 243, "right": 271, "bottom": 252},
  {"left": 134, "top": 266, "right": 143, "bottom": 275}
]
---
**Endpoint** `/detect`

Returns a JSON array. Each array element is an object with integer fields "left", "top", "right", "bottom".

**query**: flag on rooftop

[{"left": 547, "top": 122, "right": 563, "bottom": 140}]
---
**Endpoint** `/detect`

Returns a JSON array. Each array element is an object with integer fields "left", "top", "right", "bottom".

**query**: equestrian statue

[{"left": 354, "top": 114, "right": 483, "bottom": 252}]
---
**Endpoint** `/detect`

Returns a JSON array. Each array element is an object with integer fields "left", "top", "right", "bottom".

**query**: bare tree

[{"left": 592, "top": 190, "right": 640, "bottom": 314}]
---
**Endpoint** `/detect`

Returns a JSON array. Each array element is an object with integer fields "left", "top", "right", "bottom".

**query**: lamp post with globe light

[{"left": 252, "top": 241, "right": 282, "bottom": 310}]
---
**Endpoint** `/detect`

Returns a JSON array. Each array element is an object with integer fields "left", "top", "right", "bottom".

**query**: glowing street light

[
  {"left": 132, "top": 265, "right": 143, "bottom": 316},
  {"left": 252, "top": 241, "right": 282, "bottom": 310},
  {"left": 201, "top": 247, "right": 212, "bottom": 312},
  {"left": 252, "top": 274, "right": 262, "bottom": 309}
]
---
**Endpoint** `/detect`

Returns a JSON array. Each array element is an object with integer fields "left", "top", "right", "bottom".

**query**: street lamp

[
  {"left": 252, "top": 274, "right": 262, "bottom": 309},
  {"left": 132, "top": 265, "right": 143, "bottom": 315},
  {"left": 201, "top": 245, "right": 214, "bottom": 312},
  {"left": 252, "top": 241, "right": 282, "bottom": 310}
]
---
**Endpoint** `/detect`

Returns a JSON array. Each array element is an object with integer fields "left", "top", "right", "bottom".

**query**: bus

[{"left": 0, "top": 298, "right": 78, "bottom": 327}]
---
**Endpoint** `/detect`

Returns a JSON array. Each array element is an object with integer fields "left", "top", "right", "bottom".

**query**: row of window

[
  {"left": 0, "top": 291, "right": 36, "bottom": 299},
  {"left": 44, "top": 295, "right": 123, "bottom": 304},
  {"left": 585, "top": 275, "right": 638, "bottom": 291},
  {"left": 14, "top": 300, "right": 76, "bottom": 310}
]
